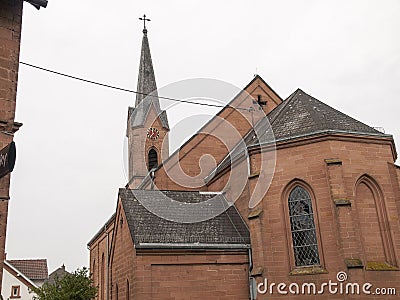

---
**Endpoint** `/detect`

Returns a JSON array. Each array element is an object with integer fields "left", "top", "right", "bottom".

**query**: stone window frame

[{"left": 282, "top": 179, "right": 327, "bottom": 275}]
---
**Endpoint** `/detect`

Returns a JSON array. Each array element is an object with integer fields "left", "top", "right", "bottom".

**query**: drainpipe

[{"left": 248, "top": 248, "right": 257, "bottom": 299}]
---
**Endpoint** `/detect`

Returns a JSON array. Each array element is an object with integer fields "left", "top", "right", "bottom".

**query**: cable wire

[{"left": 19, "top": 61, "right": 249, "bottom": 110}]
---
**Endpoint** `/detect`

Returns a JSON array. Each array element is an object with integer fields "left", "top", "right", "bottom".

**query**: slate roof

[
  {"left": 130, "top": 106, "right": 169, "bottom": 130},
  {"left": 7, "top": 259, "right": 48, "bottom": 281},
  {"left": 257, "top": 88, "right": 388, "bottom": 144},
  {"left": 207, "top": 88, "right": 391, "bottom": 181},
  {"left": 119, "top": 189, "right": 250, "bottom": 249},
  {"left": 130, "top": 28, "right": 169, "bottom": 130}
]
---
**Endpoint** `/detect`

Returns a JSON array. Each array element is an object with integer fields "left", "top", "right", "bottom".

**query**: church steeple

[
  {"left": 126, "top": 17, "right": 170, "bottom": 188},
  {"left": 135, "top": 16, "right": 159, "bottom": 110}
]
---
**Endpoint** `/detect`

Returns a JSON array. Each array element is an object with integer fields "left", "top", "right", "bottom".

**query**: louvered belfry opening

[{"left": 148, "top": 149, "right": 158, "bottom": 170}]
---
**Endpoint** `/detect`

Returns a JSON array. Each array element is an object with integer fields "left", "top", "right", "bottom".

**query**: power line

[{"left": 19, "top": 61, "right": 241, "bottom": 109}]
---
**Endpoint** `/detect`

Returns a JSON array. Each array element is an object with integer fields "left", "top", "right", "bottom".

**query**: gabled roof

[
  {"left": 7, "top": 259, "right": 48, "bottom": 281},
  {"left": 119, "top": 189, "right": 250, "bottom": 249},
  {"left": 259, "top": 88, "right": 389, "bottom": 143},
  {"left": 144, "top": 75, "right": 280, "bottom": 179},
  {"left": 45, "top": 265, "right": 70, "bottom": 285},
  {"left": 3, "top": 260, "right": 38, "bottom": 289}
]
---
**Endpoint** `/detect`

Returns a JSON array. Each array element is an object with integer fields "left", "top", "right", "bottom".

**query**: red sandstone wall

[
  {"left": 210, "top": 137, "right": 400, "bottom": 299},
  {"left": 0, "top": 0, "right": 23, "bottom": 290},
  {"left": 397, "top": 166, "right": 400, "bottom": 183},
  {"left": 134, "top": 251, "right": 249, "bottom": 300},
  {"left": 88, "top": 219, "right": 114, "bottom": 300},
  {"left": 397, "top": 166, "right": 400, "bottom": 186},
  {"left": 107, "top": 199, "right": 250, "bottom": 299},
  {"left": 148, "top": 77, "right": 282, "bottom": 191},
  {"left": 109, "top": 201, "right": 136, "bottom": 300},
  {"left": 103, "top": 223, "right": 251, "bottom": 300}
]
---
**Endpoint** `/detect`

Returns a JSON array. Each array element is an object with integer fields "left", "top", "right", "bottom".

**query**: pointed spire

[{"left": 135, "top": 21, "right": 159, "bottom": 109}]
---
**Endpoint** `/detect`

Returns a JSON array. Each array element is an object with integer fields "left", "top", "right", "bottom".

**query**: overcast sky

[{"left": 6, "top": 0, "right": 400, "bottom": 273}]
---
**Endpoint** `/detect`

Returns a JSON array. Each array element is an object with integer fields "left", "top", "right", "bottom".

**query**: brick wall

[{"left": 0, "top": 0, "right": 23, "bottom": 290}]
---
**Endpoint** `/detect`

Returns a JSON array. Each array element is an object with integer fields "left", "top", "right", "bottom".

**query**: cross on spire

[{"left": 139, "top": 14, "right": 151, "bottom": 32}]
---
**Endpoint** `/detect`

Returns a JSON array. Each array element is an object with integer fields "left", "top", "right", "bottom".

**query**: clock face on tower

[{"left": 147, "top": 127, "right": 160, "bottom": 140}]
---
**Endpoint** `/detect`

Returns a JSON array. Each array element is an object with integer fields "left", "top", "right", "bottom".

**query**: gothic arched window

[
  {"left": 288, "top": 186, "right": 320, "bottom": 267},
  {"left": 148, "top": 148, "right": 158, "bottom": 170}
]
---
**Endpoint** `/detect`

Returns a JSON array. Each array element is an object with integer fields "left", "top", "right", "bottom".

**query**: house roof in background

[
  {"left": 45, "top": 264, "right": 70, "bottom": 285},
  {"left": 7, "top": 259, "right": 48, "bottom": 281},
  {"left": 3, "top": 260, "right": 38, "bottom": 289}
]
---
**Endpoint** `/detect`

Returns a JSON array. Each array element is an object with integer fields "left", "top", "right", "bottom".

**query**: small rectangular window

[{"left": 10, "top": 285, "right": 21, "bottom": 298}]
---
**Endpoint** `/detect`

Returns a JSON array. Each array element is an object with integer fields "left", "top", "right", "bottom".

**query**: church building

[{"left": 88, "top": 24, "right": 400, "bottom": 299}]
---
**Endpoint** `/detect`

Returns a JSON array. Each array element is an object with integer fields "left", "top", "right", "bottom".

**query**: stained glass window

[{"left": 288, "top": 186, "right": 320, "bottom": 266}]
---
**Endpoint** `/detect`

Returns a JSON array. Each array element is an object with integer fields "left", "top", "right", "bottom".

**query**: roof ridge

[
  {"left": 267, "top": 88, "right": 301, "bottom": 125},
  {"left": 243, "top": 74, "right": 284, "bottom": 102}
]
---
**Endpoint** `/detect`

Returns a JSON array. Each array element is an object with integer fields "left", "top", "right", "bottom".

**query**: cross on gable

[
  {"left": 257, "top": 95, "right": 267, "bottom": 106},
  {"left": 253, "top": 95, "right": 267, "bottom": 110}
]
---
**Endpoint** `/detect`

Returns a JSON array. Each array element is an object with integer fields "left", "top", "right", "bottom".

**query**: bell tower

[{"left": 126, "top": 17, "right": 169, "bottom": 188}]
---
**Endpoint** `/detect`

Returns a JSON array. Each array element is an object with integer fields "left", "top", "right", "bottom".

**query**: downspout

[
  {"left": 247, "top": 149, "right": 257, "bottom": 299},
  {"left": 248, "top": 248, "right": 256, "bottom": 299}
]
